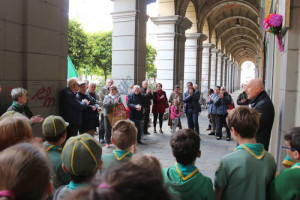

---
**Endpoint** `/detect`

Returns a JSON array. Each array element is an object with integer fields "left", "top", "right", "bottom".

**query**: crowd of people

[{"left": 0, "top": 78, "right": 299, "bottom": 200}]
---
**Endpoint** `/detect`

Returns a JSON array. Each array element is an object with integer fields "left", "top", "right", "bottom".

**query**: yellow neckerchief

[
  {"left": 240, "top": 144, "right": 266, "bottom": 160},
  {"left": 45, "top": 144, "right": 62, "bottom": 152},
  {"left": 175, "top": 163, "right": 198, "bottom": 181},
  {"left": 113, "top": 150, "right": 131, "bottom": 160},
  {"left": 291, "top": 162, "right": 300, "bottom": 169}
]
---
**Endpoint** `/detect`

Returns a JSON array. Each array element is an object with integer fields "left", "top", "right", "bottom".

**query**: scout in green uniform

[
  {"left": 42, "top": 115, "right": 71, "bottom": 190},
  {"left": 269, "top": 127, "right": 300, "bottom": 200},
  {"left": 282, "top": 154, "right": 295, "bottom": 168},
  {"left": 53, "top": 134, "right": 103, "bottom": 200},
  {"left": 102, "top": 120, "right": 137, "bottom": 172},
  {"left": 162, "top": 129, "right": 214, "bottom": 200},
  {"left": 214, "top": 107, "right": 276, "bottom": 200}
]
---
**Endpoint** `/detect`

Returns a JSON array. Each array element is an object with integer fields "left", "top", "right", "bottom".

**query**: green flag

[{"left": 68, "top": 56, "right": 78, "bottom": 79}]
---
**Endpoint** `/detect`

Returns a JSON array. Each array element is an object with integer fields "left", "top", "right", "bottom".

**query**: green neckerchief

[
  {"left": 113, "top": 150, "right": 133, "bottom": 160},
  {"left": 235, "top": 143, "right": 265, "bottom": 159},
  {"left": 12, "top": 101, "right": 24, "bottom": 112},
  {"left": 43, "top": 142, "right": 62, "bottom": 152},
  {"left": 68, "top": 181, "right": 90, "bottom": 191},
  {"left": 173, "top": 162, "right": 199, "bottom": 181},
  {"left": 291, "top": 162, "right": 300, "bottom": 169}
]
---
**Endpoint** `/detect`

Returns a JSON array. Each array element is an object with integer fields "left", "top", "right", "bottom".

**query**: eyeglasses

[{"left": 282, "top": 146, "right": 297, "bottom": 151}]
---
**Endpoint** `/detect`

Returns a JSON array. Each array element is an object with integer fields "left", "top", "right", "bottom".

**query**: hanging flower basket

[{"left": 263, "top": 14, "right": 284, "bottom": 52}]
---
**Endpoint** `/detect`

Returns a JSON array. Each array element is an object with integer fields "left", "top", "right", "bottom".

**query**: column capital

[
  {"left": 217, "top": 52, "right": 225, "bottom": 58},
  {"left": 186, "top": 33, "right": 202, "bottom": 39},
  {"left": 151, "top": 15, "right": 180, "bottom": 25},
  {"left": 223, "top": 56, "right": 229, "bottom": 61},
  {"left": 212, "top": 48, "right": 220, "bottom": 54},
  {"left": 178, "top": 16, "right": 192, "bottom": 30},
  {"left": 202, "top": 43, "right": 215, "bottom": 49}
]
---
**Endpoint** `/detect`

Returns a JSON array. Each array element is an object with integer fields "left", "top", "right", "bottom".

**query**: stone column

[
  {"left": 217, "top": 52, "right": 224, "bottom": 87},
  {"left": 255, "top": 57, "right": 261, "bottom": 78},
  {"left": 227, "top": 60, "right": 232, "bottom": 92},
  {"left": 196, "top": 34, "right": 208, "bottom": 92},
  {"left": 223, "top": 56, "right": 228, "bottom": 87},
  {"left": 184, "top": 33, "right": 201, "bottom": 87},
  {"left": 201, "top": 43, "right": 215, "bottom": 94},
  {"left": 210, "top": 48, "right": 220, "bottom": 89},
  {"left": 111, "top": 0, "right": 152, "bottom": 95},
  {"left": 151, "top": 16, "right": 192, "bottom": 96}
]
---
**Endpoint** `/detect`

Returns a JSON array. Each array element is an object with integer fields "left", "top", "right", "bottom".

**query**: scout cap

[
  {"left": 42, "top": 115, "right": 69, "bottom": 137},
  {"left": 62, "top": 134, "right": 102, "bottom": 176},
  {"left": 0, "top": 111, "right": 29, "bottom": 122}
]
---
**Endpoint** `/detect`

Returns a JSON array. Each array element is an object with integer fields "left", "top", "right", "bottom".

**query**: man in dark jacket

[
  {"left": 140, "top": 80, "right": 153, "bottom": 135},
  {"left": 246, "top": 78, "right": 275, "bottom": 151},
  {"left": 127, "top": 85, "right": 144, "bottom": 144},
  {"left": 61, "top": 78, "right": 89, "bottom": 140},
  {"left": 77, "top": 82, "right": 100, "bottom": 136},
  {"left": 237, "top": 88, "right": 250, "bottom": 106},
  {"left": 183, "top": 82, "right": 201, "bottom": 134}
]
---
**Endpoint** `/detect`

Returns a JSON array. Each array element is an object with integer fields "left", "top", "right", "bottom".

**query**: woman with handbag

[{"left": 152, "top": 83, "right": 168, "bottom": 133}]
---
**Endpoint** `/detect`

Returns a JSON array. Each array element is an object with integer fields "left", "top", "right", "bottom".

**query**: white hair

[{"left": 133, "top": 85, "right": 140, "bottom": 90}]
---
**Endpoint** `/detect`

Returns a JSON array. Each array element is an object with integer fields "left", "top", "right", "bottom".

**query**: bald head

[
  {"left": 68, "top": 78, "right": 79, "bottom": 93},
  {"left": 245, "top": 78, "right": 264, "bottom": 99}
]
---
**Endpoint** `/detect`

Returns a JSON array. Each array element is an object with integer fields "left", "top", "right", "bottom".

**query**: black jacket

[
  {"left": 127, "top": 93, "right": 144, "bottom": 120},
  {"left": 236, "top": 91, "right": 250, "bottom": 105},
  {"left": 250, "top": 90, "right": 275, "bottom": 151},
  {"left": 76, "top": 92, "right": 100, "bottom": 132},
  {"left": 140, "top": 87, "right": 153, "bottom": 108}
]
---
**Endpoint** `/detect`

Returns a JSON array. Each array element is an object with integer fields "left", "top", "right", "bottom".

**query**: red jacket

[{"left": 152, "top": 90, "right": 167, "bottom": 114}]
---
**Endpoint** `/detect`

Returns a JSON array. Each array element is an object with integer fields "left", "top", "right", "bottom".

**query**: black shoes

[
  {"left": 137, "top": 140, "right": 144, "bottom": 145},
  {"left": 208, "top": 132, "right": 215, "bottom": 136},
  {"left": 216, "top": 136, "right": 222, "bottom": 140},
  {"left": 144, "top": 131, "right": 151, "bottom": 135},
  {"left": 159, "top": 129, "right": 163, "bottom": 134},
  {"left": 226, "top": 137, "right": 231, "bottom": 141}
]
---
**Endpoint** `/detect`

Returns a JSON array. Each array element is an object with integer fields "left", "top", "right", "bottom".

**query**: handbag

[{"left": 163, "top": 100, "right": 169, "bottom": 108}]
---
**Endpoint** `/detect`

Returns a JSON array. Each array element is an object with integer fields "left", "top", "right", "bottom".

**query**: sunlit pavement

[{"left": 98, "top": 90, "right": 242, "bottom": 181}]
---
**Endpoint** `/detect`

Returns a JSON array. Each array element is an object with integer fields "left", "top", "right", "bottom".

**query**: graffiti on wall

[
  {"left": 117, "top": 76, "right": 132, "bottom": 94},
  {"left": 30, "top": 87, "right": 55, "bottom": 110}
]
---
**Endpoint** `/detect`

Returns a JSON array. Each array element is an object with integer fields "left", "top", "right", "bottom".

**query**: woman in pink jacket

[{"left": 170, "top": 99, "right": 182, "bottom": 134}]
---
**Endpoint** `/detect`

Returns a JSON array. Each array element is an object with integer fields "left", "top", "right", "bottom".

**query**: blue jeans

[
  {"left": 186, "top": 111, "right": 199, "bottom": 134},
  {"left": 131, "top": 119, "right": 143, "bottom": 142}
]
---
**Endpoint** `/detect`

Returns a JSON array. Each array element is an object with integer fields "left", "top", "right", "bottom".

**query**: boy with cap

[
  {"left": 102, "top": 120, "right": 137, "bottom": 172},
  {"left": 162, "top": 129, "right": 214, "bottom": 200},
  {"left": 214, "top": 107, "right": 276, "bottom": 200},
  {"left": 53, "top": 134, "right": 102, "bottom": 200},
  {"left": 42, "top": 115, "right": 70, "bottom": 190},
  {"left": 269, "top": 127, "right": 300, "bottom": 200}
]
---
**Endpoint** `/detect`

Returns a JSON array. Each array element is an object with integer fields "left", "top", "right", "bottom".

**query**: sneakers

[
  {"left": 105, "top": 143, "right": 110, "bottom": 148},
  {"left": 99, "top": 139, "right": 105, "bottom": 144},
  {"left": 208, "top": 132, "right": 215, "bottom": 136},
  {"left": 216, "top": 136, "right": 222, "bottom": 140},
  {"left": 226, "top": 137, "right": 231, "bottom": 141}
]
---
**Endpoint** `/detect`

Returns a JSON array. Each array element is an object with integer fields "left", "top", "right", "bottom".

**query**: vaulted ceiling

[{"left": 171, "top": 0, "right": 262, "bottom": 66}]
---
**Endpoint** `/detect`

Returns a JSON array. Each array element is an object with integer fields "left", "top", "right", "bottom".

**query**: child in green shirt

[
  {"left": 214, "top": 107, "right": 276, "bottom": 200},
  {"left": 269, "top": 127, "right": 300, "bottom": 200},
  {"left": 162, "top": 129, "right": 214, "bottom": 200},
  {"left": 42, "top": 115, "right": 71, "bottom": 190},
  {"left": 102, "top": 120, "right": 137, "bottom": 172}
]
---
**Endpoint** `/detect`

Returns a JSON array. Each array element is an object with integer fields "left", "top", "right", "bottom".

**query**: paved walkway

[{"left": 100, "top": 89, "right": 242, "bottom": 181}]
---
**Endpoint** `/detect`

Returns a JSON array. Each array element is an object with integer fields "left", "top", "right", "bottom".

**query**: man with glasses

[
  {"left": 183, "top": 82, "right": 201, "bottom": 134},
  {"left": 269, "top": 127, "right": 300, "bottom": 199}
]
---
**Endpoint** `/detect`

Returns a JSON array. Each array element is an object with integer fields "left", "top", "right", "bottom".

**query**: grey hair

[
  {"left": 221, "top": 86, "right": 226, "bottom": 90},
  {"left": 11, "top": 88, "right": 27, "bottom": 101},
  {"left": 89, "top": 81, "right": 97, "bottom": 86},
  {"left": 68, "top": 77, "right": 78, "bottom": 87},
  {"left": 142, "top": 80, "right": 148, "bottom": 85},
  {"left": 106, "top": 78, "right": 114, "bottom": 83},
  {"left": 133, "top": 85, "right": 140, "bottom": 90}
]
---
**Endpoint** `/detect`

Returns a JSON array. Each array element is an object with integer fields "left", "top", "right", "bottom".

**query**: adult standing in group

[
  {"left": 207, "top": 87, "right": 219, "bottom": 136},
  {"left": 152, "top": 83, "right": 168, "bottom": 134},
  {"left": 214, "top": 86, "right": 232, "bottom": 141},
  {"left": 103, "top": 85, "right": 122, "bottom": 148},
  {"left": 76, "top": 82, "right": 101, "bottom": 136},
  {"left": 245, "top": 78, "right": 275, "bottom": 151},
  {"left": 183, "top": 82, "right": 201, "bottom": 134},
  {"left": 61, "top": 78, "right": 89, "bottom": 140},
  {"left": 99, "top": 79, "right": 114, "bottom": 143},
  {"left": 127, "top": 85, "right": 145, "bottom": 144},
  {"left": 237, "top": 87, "right": 250, "bottom": 106},
  {"left": 88, "top": 82, "right": 101, "bottom": 136},
  {"left": 168, "top": 85, "right": 183, "bottom": 130},
  {"left": 7, "top": 88, "right": 44, "bottom": 125},
  {"left": 140, "top": 81, "right": 153, "bottom": 135}
]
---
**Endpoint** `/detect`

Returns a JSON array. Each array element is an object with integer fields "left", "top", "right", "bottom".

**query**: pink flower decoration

[{"left": 269, "top": 14, "right": 282, "bottom": 27}]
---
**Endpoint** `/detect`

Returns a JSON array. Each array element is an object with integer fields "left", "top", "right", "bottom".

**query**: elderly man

[
  {"left": 61, "top": 78, "right": 89, "bottom": 140},
  {"left": 140, "top": 80, "right": 153, "bottom": 135},
  {"left": 127, "top": 85, "right": 144, "bottom": 144},
  {"left": 245, "top": 78, "right": 275, "bottom": 151},
  {"left": 183, "top": 82, "right": 201, "bottom": 134},
  {"left": 98, "top": 78, "right": 114, "bottom": 143},
  {"left": 77, "top": 82, "right": 100, "bottom": 136}
]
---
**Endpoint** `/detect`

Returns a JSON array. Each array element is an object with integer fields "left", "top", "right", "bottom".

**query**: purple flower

[{"left": 269, "top": 14, "right": 283, "bottom": 27}]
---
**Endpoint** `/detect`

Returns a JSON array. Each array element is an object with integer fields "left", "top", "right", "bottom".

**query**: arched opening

[{"left": 241, "top": 61, "right": 255, "bottom": 85}]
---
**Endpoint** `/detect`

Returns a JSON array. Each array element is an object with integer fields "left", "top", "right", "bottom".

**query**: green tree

[
  {"left": 68, "top": 19, "right": 89, "bottom": 72},
  {"left": 146, "top": 43, "right": 157, "bottom": 79},
  {"left": 86, "top": 31, "right": 112, "bottom": 80}
]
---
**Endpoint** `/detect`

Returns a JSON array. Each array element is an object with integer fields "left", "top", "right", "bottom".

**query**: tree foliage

[
  {"left": 146, "top": 43, "right": 157, "bottom": 79},
  {"left": 68, "top": 19, "right": 89, "bottom": 71}
]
